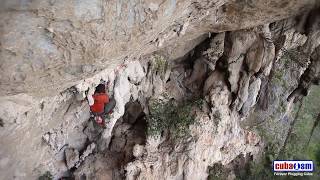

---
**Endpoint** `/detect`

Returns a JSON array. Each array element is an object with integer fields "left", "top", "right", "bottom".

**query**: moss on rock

[{"left": 147, "top": 95, "right": 202, "bottom": 138}]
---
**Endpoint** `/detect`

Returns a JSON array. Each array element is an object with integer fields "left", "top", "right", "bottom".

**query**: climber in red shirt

[
  {"left": 90, "top": 84, "right": 110, "bottom": 128},
  {"left": 90, "top": 84, "right": 109, "bottom": 114}
]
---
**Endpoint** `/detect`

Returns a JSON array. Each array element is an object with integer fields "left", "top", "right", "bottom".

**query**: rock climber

[{"left": 90, "top": 83, "right": 115, "bottom": 128}]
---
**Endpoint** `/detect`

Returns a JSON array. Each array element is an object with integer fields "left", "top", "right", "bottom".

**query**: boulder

[
  {"left": 133, "top": 144, "right": 145, "bottom": 158},
  {"left": 185, "top": 57, "right": 208, "bottom": 92},
  {"left": 245, "top": 39, "right": 264, "bottom": 74},
  {"left": 241, "top": 77, "right": 262, "bottom": 116},
  {"left": 232, "top": 72, "right": 250, "bottom": 111},
  {"left": 203, "top": 70, "right": 226, "bottom": 95}
]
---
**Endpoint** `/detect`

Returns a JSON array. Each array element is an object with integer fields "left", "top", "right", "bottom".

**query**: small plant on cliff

[
  {"left": 208, "top": 163, "right": 230, "bottom": 180},
  {"left": 147, "top": 95, "right": 201, "bottom": 138},
  {"left": 152, "top": 54, "right": 168, "bottom": 79},
  {"left": 38, "top": 171, "right": 53, "bottom": 180},
  {"left": 282, "top": 48, "right": 309, "bottom": 68}
]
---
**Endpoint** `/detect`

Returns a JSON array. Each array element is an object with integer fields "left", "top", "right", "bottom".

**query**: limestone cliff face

[
  {"left": 0, "top": 0, "right": 318, "bottom": 96},
  {"left": 0, "top": 0, "right": 320, "bottom": 180}
]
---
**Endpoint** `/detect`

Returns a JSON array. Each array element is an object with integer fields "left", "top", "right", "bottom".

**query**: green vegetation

[
  {"left": 246, "top": 86, "right": 320, "bottom": 179},
  {"left": 282, "top": 48, "right": 309, "bottom": 68},
  {"left": 152, "top": 54, "right": 168, "bottom": 79},
  {"left": 273, "top": 48, "right": 309, "bottom": 90},
  {"left": 280, "top": 86, "right": 320, "bottom": 176},
  {"left": 147, "top": 96, "right": 202, "bottom": 138},
  {"left": 271, "top": 54, "right": 291, "bottom": 90},
  {"left": 208, "top": 48, "right": 318, "bottom": 180},
  {"left": 208, "top": 163, "right": 231, "bottom": 180},
  {"left": 38, "top": 171, "right": 53, "bottom": 180}
]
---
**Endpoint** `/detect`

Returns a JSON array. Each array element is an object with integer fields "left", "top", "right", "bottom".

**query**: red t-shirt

[{"left": 90, "top": 93, "right": 109, "bottom": 113}]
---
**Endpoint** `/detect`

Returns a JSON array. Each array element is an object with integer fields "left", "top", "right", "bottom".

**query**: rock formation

[{"left": 0, "top": 0, "right": 320, "bottom": 179}]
